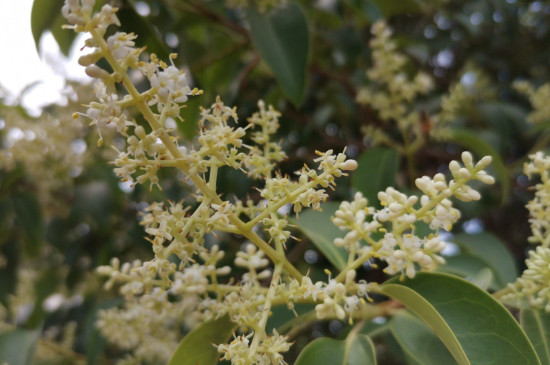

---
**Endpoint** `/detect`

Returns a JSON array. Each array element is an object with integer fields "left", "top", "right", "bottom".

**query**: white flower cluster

[
  {"left": 332, "top": 152, "right": 494, "bottom": 279},
  {"left": 244, "top": 100, "right": 287, "bottom": 179},
  {"left": 505, "top": 246, "right": 550, "bottom": 312},
  {"left": 523, "top": 152, "right": 550, "bottom": 246},
  {"left": 357, "top": 21, "right": 433, "bottom": 128},
  {"left": 96, "top": 289, "right": 197, "bottom": 363},
  {"left": 503, "top": 152, "right": 550, "bottom": 312},
  {"left": 63, "top": 1, "right": 362, "bottom": 363},
  {"left": 514, "top": 81, "right": 550, "bottom": 124},
  {"left": 430, "top": 69, "right": 490, "bottom": 140},
  {"left": 0, "top": 84, "right": 95, "bottom": 215},
  {"left": 218, "top": 330, "right": 291, "bottom": 365}
]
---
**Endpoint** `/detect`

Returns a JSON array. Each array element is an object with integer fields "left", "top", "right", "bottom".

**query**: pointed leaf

[
  {"left": 31, "top": 0, "right": 65, "bottom": 52},
  {"left": 371, "top": 0, "right": 422, "bottom": 17},
  {"left": 117, "top": 3, "right": 171, "bottom": 61},
  {"left": 438, "top": 252, "right": 496, "bottom": 286},
  {"left": 295, "top": 328, "right": 376, "bottom": 365},
  {"left": 291, "top": 202, "right": 348, "bottom": 271},
  {"left": 452, "top": 232, "right": 518, "bottom": 288},
  {"left": 521, "top": 308, "right": 550, "bottom": 365},
  {"left": 50, "top": 12, "right": 77, "bottom": 56},
  {"left": 11, "top": 193, "right": 43, "bottom": 257},
  {"left": 469, "top": 268, "right": 493, "bottom": 290},
  {"left": 390, "top": 311, "right": 457, "bottom": 365},
  {"left": 351, "top": 147, "right": 399, "bottom": 206},
  {"left": 246, "top": 3, "right": 309, "bottom": 107},
  {"left": 380, "top": 272, "right": 540, "bottom": 365},
  {"left": 168, "top": 315, "right": 235, "bottom": 365},
  {"left": 0, "top": 328, "right": 41, "bottom": 365}
]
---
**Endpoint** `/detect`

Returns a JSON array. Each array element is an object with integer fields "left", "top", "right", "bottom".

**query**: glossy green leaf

[
  {"left": 344, "top": 0, "right": 382, "bottom": 22},
  {"left": 390, "top": 311, "right": 457, "bottom": 365},
  {"left": 295, "top": 327, "right": 376, "bottom": 365},
  {"left": 452, "top": 232, "right": 518, "bottom": 289},
  {"left": 448, "top": 129, "right": 510, "bottom": 204},
  {"left": 168, "top": 315, "right": 235, "bottom": 365},
  {"left": 469, "top": 268, "right": 493, "bottom": 291},
  {"left": 31, "top": 0, "right": 64, "bottom": 53},
  {"left": 246, "top": 3, "right": 310, "bottom": 107},
  {"left": 438, "top": 252, "right": 494, "bottom": 285},
  {"left": 370, "top": 0, "right": 422, "bottom": 17},
  {"left": 291, "top": 202, "right": 348, "bottom": 271},
  {"left": 521, "top": 308, "right": 550, "bottom": 365},
  {"left": 178, "top": 95, "right": 204, "bottom": 140},
  {"left": 0, "top": 328, "right": 40, "bottom": 365},
  {"left": 380, "top": 272, "right": 540, "bottom": 365},
  {"left": 266, "top": 303, "right": 315, "bottom": 333},
  {"left": 351, "top": 147, "right": 399, "bottom": 206},
  {"left": 117, "top": 4, "right": 171, "bottom": 61},
  {"left": 50, "top": 11, "right": 77, "bottom": 56},
  {"left": 11, "top": 193, "right": 43, "bottom": 256}
]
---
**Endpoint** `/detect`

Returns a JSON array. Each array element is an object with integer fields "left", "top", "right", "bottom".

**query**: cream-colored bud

[
  {"left": 389, "top": 203, "right": 402, "bottom": 212},
  {"left": 85, "top": 65, "right": 110, "bottom": 79},
  {"left": 340, "top": 159, "right": 358, "bottom": 171},
  {"left": 415, "top": 177, "right": 428, "bottom": 191},
  {"left": 393, "top": 250, "right": 406, "bottom": 260},
  {"left": 346, "top": 270, "right": 356, "bottom": 283},
  {"left": 449, "top": 160, "right": 461, "bottom": 176},
  {"left": 134, "top": 126, "right": 146, "bottom": 140},
  {"left": 78, "top": 52, "right": 101, "bottom": 66},
  {"left": 459, "top": 168, "right": 471, "bottom": 179},
  {"left": 461, "top": 151, "right": 473, "bottom": 167},
  {"left": 476, "top": 155, "right": 492, "bottom": 169}
]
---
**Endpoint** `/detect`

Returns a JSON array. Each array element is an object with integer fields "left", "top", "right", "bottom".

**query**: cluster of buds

[
  {"left": 357, "top": 21, "right": 433, "bottom": 128},
  {"left": 332, "top": 152, "right": 494, "bottom": 279},
  {"left": 503, "top": 152, "right": 550, "bottom": 311},
  {"left": 514, "top": 81, "right": 550, "bottom": 124},
  {"left": 63, "top": 0, "right": 360, "bottom": 363}
]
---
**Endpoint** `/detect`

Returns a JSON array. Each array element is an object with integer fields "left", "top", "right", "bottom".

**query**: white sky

[{"left": 0, "top": 0, "right": 88, "bottom": 114}]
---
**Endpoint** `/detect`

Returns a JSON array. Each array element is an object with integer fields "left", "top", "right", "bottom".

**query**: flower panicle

[{"left": 332, "top": 151, "right": 494, "bottom": 279}]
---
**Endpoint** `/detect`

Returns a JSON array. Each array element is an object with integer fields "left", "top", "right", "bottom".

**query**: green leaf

[
  {"left": 117, "top": 3, "right": 171, "bottom": 61},
  {"left": 351, "top": 147, "right": 399, "bottom": 206},
  {"left": 246, "top": 3, "right": 310, "bottom": 107},
  {"left": 469, "top": 268, "right": 493, "bottom": 291},
  {"left": 291, "top": 202, "right": 348, "bottom": 271},
  {"left": 452, "top": 232, "right": 518, "bottom": 289},
  {"left": 31, "top": 0, "right": 65, "bottom": 53},
  {"left": 295, "top": 327, "right": 376, "bottom": 365},
  {"left": 380, "top": 272, "right": 540, "bottom": 365},
  {"left": 50, "top": 11, "right": 77, "bottom": 56},
  {"left": 438, "top": 252, "right": 494, "bottom": 284},
  {"left": 11, "top": 193, "right": 43, "bottom": 257},
  {"left": 370, "top": 0, "right": 422, "bottom": 17},
  {"left": 389, "top": 311, "right": 457, "bottom": 365},
  {"left": 521, "top": 308, "right": 550, "bottom": 365},
  {"left": 178, "top": 95, "right": 203, "bottom": 140},
  {"left": 266, "top": 303, "right": 315, "bottom": 333},
  {"left": 0, "top": 328, "right": 41, "bottom": 365},
  {"left": 168, "top": 315, "right": 235, "bottom": 365},
  {"left": 448, "top": 128, "right": 510, "bottom": 204}
]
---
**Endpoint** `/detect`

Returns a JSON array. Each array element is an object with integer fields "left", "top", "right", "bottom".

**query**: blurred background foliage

[{"left": 1, "top": 0, "right": 550, "bottom": 363}]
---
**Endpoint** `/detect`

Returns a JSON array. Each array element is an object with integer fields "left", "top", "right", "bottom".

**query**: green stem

[{"left": 249, "top": 264, "right": 283, "bottom": 357}]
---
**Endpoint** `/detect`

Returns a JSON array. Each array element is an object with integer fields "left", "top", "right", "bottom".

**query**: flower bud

[
  {"left": 340, "top": 159, "right": 358, "bottom": 171},
  {"left": 78, "top": 52, "right": 102, "bottom": 66},
  {"left": 461, "top": 151, "right": 473, "bottom": 167},
  {"left": 85, "top": 65, "right": 110, "bottom": 79}
]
